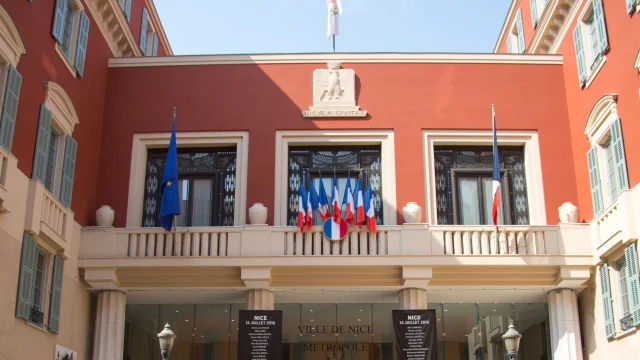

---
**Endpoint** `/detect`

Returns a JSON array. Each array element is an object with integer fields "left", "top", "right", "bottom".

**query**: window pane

[
  {"left": 45, "top": 133, "right": 58, "bottom": 193},
  {"left": 482, "top": 178, "right": 504, "bottom": 226},
  {"left": 61, "top": 5, "right": 74, "bottom": 54},
  {"left": 618, "top": 258, "right": 630, "bottom": 316},
  {"left": 33, "top": 252, "right": 46, "bottom": 311},
  {"left": 191, "top": 179, "right": 213, "bottom": 226},
  {"left": 604, "top": 140, "right": 617, "bottom": 201},
  {"left": 175, "top": 179, "right": 188, "bottom": 227},
  {"left": 458, "top": 178, "right": 480, "bottom": 225}
]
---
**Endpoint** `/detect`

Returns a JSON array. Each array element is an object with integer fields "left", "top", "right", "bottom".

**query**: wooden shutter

[
  {"left": 32, "top": 105, "right": 52, "bottom": 184},
  {"left": 624, "top": 243, "right": 640, "bottom": 326},
  {"left": 47, "top": 256, "right": 64, "bottom": 333},
  {"left": 0, "top": 65, "right": 22, "bottom": 151},
  {"left": 573, "top": 25, "right": 587, "bottom": 87},
  {"left": 609, "top": 117, "right": 629, "bottom": 193},
  {"left": 516, "top": 10, "right": 525, "bottom": 53},
  {"left": 15, "top": 233, "right": 37, "bottom": 320},
  {"left": 140, "top": 8, "right": 149, "bottom": 55},
  {"left": 592, "top": 0, "right": 608, "bottom": 55},
  {"left": 530, "top": 0, "right": 538, "bottom": 27},
  {"left": 52, "top": 0, "right": 68, "bottom": 44},
  {"left": 152, "top": 33, "right": 158, "bottom": 56},
  {"left": 587, "top": 146, "right": 604, "bottom": 215},
  {"left": 59, "top": 135, "right": 77, "bottom": 208},
  {"left": 124, "top": 0, "right": 132, "bottom": 21},
  {"left": 599, "top": 264, "right": 616, "bottom": 338},
  {"left": 73, "top": 11, "right": 90, "bottom": 78}
]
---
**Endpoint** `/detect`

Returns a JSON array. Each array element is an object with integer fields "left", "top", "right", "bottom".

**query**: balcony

[
  {"left": 24, "top": 180, "right": 75, "bottom": 257},
  {"left": 80, "top": 223, "right": 593, "bottom": 290},
  {"left": 592, "top": 189, "right": 640, "bottom": 259},
  {"left": 0, "top": 146, "right": 19, "bottom": 214}
]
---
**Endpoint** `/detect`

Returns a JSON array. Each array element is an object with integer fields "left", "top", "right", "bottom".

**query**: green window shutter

[
  {"left": 573, "top": 25, "right": 587, "bottom": 87},
  {"left": 15, "top": 233, "right": 37, "bottom": 320},
  {"left": 140, "top": 8, "right": 149, "bottom": 55},
  {"left": 587, "top": 146, "right": 604, "bottom": 215},
  {"left": 627, "top": 0, "right": 637, "bottom": 14},
  {"left": 599, "top": 264, "right": 616, "bottom": 338},
  {"left": 516, "top": 10, "right": 525, "bottom": 53},
  {"left": 52, "top": 0, "right": 68, "bottom": 44},
  {"left": 624, "top": 243, "right": 640, "bottom": 326},
  {"left": 59, "top": 136, "right": 77, "bottom": 208},
  {"left": 73, "top": 11, "right": 90, "bottom": 78},
  {"left": 530, "top": 0, "right": 539, "bottom": 27},
  {"left": 32, "top": 105, "right": 52, "bottom": 184},
  {"left": 609, "top": 117, "right": 629, "bottom": 192},
  {"left": 507, "top": 37, "right": 513, "bottom": 53},
  {"left": 47, "top": 256, "right": 64, "bottom": 333},
  {"left": 0, "top": 65, "right": 22, "bottom": 151},
  {"left": 124, "top": 0, "right": 132, "bottom": 21},
  {"left": 592, "top": 0, "right": 608, "bottom": 55},
  {"left": 152, "top": 33, "right": 158, "bottom": 56}
]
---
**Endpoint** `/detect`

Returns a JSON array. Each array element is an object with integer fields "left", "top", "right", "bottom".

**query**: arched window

[{"left": 584, "top": 94, "right": 628, "bottom": 215}]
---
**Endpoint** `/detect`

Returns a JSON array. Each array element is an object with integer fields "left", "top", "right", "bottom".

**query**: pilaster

[
  {"left": 93, "top": 290, "right": 127, "bottom": 360},
  {"left": 398, "top": 288, "right": 427, "bottom": 310},
  {"left": 548, "top": 289, "right": 583, "bottom": 360},
  {"left": 247, "top": 289, "right": 274, "bottom": 310}
]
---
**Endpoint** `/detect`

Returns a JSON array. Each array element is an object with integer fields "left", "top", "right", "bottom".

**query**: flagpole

[
  {"left": 492, "top": 103, "right": 500, "bottom": 250},
  {"left": 333, "top": 35, "right": 336, "bottom": 53},
  {"left": 172, "top": 107, "right": 178, "bottom": 242}
]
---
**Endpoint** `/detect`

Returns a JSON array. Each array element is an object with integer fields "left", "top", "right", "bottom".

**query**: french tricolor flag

[
  {"left": 353, "top": 176, "right": 365, "bottom": 228},
  {"left": 297, "top": 183, "right": 308, "bottom": 233},
  {"left": 332, "top": 173, "right": 341, "bottom": 222},
  {"left": 491, "top": 104, "right": 501, "bottom": 228},
  {"left": 317, "top": 175, "right": 331, "bottom": 220},
  {"left": 306, "top": 181, "right": 319, "bottom": 229},
  {"left": 342, "top": 173, "right": 355, "bottom": 226},
  {"left": 323, "top": 217, "right": 348, "bottom": 240},
  {"left": 363, "top": 184, "right": 376, "bottom": 233}
]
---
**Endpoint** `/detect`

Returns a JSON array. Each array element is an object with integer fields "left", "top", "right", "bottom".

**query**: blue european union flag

[{"left": 159, "top": 113, "right": 180, "bottom": 231}]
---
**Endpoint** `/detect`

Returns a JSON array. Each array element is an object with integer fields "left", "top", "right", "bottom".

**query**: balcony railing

[
  {"left": 81, "top": 223, "right": 592, "bottom": 259},
  {"left": 620, "top": 314, "right": 634, "bottom": 332}
]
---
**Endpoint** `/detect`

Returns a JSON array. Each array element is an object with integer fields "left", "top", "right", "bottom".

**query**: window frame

[
  {"left": 616, "top": 256, "right": 631, "bottom": 319},
  {"left": 604, "top": 245, "right": 636, "bottom": 336},
  {"left": 423, "top": 130, "right": 546, "bottom": 225},
  {"left": 576, "top": 0, "right": 608, "bottom": 88},
  {"left": 453, "top": 170, "right": 509, "bottom": 226},
  {"left": 22, "top": 238, "right": 57, "bottom": 331},
  {"left": 30, "top": 246, "right": 49, "bottom": 323},
  {"left": 53, "top": 0, "right": 85, "bottom": 78}
]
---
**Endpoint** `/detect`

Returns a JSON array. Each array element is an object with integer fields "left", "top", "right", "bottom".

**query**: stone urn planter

[
  {"left": 402, "top": 202, "right": 422, "bottom": 224},
  {"left": 96, "top": 205, "right": 115, "bottom": 226},
  {"left": 558, "top": 202, "right": 579, "bottom": 223},
  {"left": 248, "top": 203, "right": 268, "bottom": 224}
]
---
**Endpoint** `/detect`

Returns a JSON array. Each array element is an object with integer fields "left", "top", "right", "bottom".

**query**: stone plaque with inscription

[{"left": 302, "top": 61, "right": 368, "bottom": 118}]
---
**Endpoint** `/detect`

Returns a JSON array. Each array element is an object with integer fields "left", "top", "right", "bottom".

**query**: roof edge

[{"left": 108, "top": 52, "right": 563, "bottom": 68}]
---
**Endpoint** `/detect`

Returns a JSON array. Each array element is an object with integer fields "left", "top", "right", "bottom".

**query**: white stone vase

[
  {"left": 402, "top": 202, "right": 422, "bottom": 224},
  {"left": 96, "top": 205, "right": 115, "bottom": 227},
  {"left": 249, "top": 203, "right": 268, "bottom": 225},
  {"left": 558, "top": 202, "right": 579, "bottom": 223}
]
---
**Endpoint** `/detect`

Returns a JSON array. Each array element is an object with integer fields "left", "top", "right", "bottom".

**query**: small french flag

[
  {"left": 317, "top": 175, "right": 331, "bottom": 220},
  {"left": 332, "top": 173, "right": 341, "bottom": 222},
  {"left": 363, "top": 184, "right": 376, "bottom": 233},
  {"left": 491, "top": 104, "right": 501, "bottom": 228},
  {"left": 342, "top": 173, "right": 355, "bottom": 226},
  {"left": 297, "top": 183, "right": 308, "bottom": 233},
  {"left": 323, "top": 217, "right": 348, "bottom": 240},
  {"left": 353, "top": 176, "right": 365, "bottom": 228},
  {"left": 306, "top": 181, "right": 319, "bottom": 229}
]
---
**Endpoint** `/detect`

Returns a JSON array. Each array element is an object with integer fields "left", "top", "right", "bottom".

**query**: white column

[
  {"left": 93, "top": 290, "right": 127, "bottom": 360},
  {"left": 398, "top": 288, "right": 427, "bottom": 310},
  {"left": 247, "top": 289, "right": 274, "bottom": 310},
  {"left": 548, "top": 289, "right": 583, "bottom": 360}
]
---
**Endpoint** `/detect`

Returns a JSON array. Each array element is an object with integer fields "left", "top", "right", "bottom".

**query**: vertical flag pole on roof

[{"left": 327, "top": 0, "right": 342, "bottom": 52}]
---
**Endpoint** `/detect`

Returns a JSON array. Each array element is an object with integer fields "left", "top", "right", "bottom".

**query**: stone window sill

[
  {"left": 26, "top": 320, "right": 51, "bottom": 334},
  {"left": 584, "top": 55, "right": 606, "bottom": 89},
  {"left": 54, "top": 44, "right": 77, "bottom": 78},
  {"left": 612, "top": 326, "right": 637, "bottom": 340}
]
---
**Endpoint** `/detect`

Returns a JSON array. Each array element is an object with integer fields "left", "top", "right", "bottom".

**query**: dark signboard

[
  {"left": 237, "top": 310, "right": 283, "bottom": 360},
  {"left": 392, "top": 309, "right": 438, "bottom": 360}
]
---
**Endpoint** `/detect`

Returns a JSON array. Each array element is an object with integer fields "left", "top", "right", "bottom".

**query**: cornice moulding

[
  {"left": 85, "top": 0, "right": 142, "bottom": 57},
  {"left": 109, "top": 53, "right": 563, "bottom": 67}
]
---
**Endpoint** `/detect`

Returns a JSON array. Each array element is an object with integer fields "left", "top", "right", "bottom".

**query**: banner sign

[
  {"left": 237, "top": 310, "right": 283, "bottom": 360},
  {"left": 392, "top": 309, "right": 438, "bottom": 360}
]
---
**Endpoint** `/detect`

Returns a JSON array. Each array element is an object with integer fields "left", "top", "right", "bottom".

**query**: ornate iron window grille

[
  {"left": 620, "top": 314, "right": 634, "bottom": 331},
  {"left": 287, "top": 146, "right": 383, "bottom": 227},
  {"left": 142, "top": 148, "right": 237, "bottom": 227},
  {"left": 434, "top": 146, "right": 529, "bottom": 225}
]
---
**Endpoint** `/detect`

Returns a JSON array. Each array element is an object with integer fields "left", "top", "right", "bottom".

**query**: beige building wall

[
  {"left": 0, "top": 168, "right": 94, "bottom": 359},
  {"left": 579, "top": 281, "right": 640, "bottom": 360}
]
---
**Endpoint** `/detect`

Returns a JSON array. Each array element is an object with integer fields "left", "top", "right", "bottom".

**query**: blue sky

[{"left": 154, "top": 0, "right": 512, "bottom": 55}]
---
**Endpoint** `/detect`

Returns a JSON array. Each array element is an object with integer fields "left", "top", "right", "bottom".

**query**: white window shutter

[
  {"left": 47, "top": 256, "right": 64, "bottom": 333},
  {"left": 32, "top": 105, "right": 52, "bottom": 184},
  {"left": 592, "top": 0, "right": 608, "bottom": 55},
  {"left": 624, "top": 243, "right": 640, "bottom": 327},
  {"left": 124, "top": 0, "right": 132, "bottom": 21},
  {"left": 609, "top": 117, "right": 629, "bottom": 192},
  {"left": 15, "top": 232, "right": 37, "bottom": 321},
  {"left": 516, "top": 10, "right": 525, "bottom": 53},
  {"left": 587, "top": 146, "right": 604, "bottom": 215},
  {"left": 152, "top": 33, "right": 158, "bottom": 56},
  {"left": 530, "top": 0, "right": 539, "bottom": 27},
  {"left": 599, "top": 264, "right": 616, "bottom": 338},
  {"left": 140, "top": 8, "right": 149, "bottom": 55},
  {"left": 73, "top": 11, "right": 90, "bottom": 78},
  {"left": 59, "top": 135, "right": 77, "bottom": 208},
  {"left": 0, "top": 65, "right": 22, "bottom": 151},
  {"left": 52, "top": 0, "right": 68, "bottom": 44},
  {"left": 573, "top": 25, "right": 587, "bottom": 87}
]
